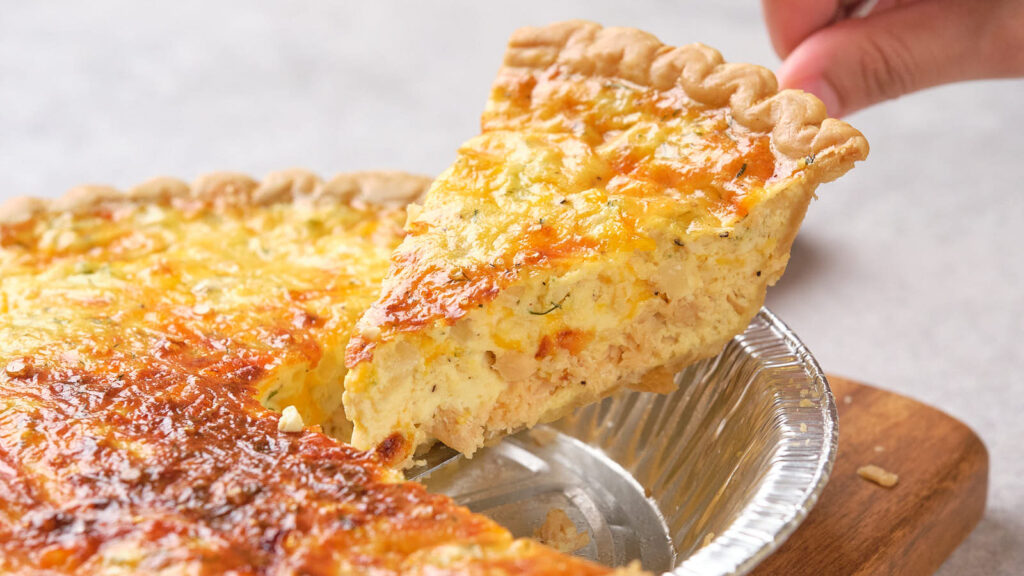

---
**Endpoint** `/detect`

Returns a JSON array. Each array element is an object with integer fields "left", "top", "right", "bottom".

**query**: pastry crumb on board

[{"left": 857, "top": 464, "right": 899, "bottom": 488}]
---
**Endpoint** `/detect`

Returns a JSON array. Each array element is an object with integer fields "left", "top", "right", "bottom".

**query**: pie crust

[
  {"left": 498, "top": 20, "right": 867, "bottom": 164},
  {"left": 0, "top": 169, "right": 431, "bottom": 224}
]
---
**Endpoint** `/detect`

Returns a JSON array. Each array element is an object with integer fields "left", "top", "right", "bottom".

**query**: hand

[{"left": 762, "top": 0, "right": 1024, "bottom": 116}]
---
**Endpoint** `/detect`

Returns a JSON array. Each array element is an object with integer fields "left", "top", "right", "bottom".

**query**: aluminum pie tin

[{"left": 422, "top": 308, "right": 838, "bottom": 575}]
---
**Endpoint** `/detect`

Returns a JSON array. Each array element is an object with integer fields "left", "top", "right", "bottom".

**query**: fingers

[
  {"left": 762, "top": 0, "right": 926, "bottom": 57},
  {"left": 761, "top": 0, "right": 839, "bottom": 57},
  {"left": 776, "top": 0, "right": 1024, "bottom": 116}
]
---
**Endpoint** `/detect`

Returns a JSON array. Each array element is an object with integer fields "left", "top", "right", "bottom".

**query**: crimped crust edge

[
  {"left": 0, "top": 169, "right": 433, "bottom": 225},
  {"left": 501, "top": 20, "right": 869, "bottom": 162}
]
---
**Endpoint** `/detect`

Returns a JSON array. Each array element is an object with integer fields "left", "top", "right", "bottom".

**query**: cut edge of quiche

[
  {"left": 342, "top": 20, "right": 869, "bottom": 466},
  {"left": 1, "top": 169, "right": 430, "bottom": 440}
]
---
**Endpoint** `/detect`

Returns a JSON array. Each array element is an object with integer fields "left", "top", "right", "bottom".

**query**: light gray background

[{"left": 2, "top": 1, "right": 1021, "bottom": 573}]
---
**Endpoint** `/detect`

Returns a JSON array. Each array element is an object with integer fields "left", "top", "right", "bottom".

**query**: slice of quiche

[
  {"left": 343, "top": 21, "right": 869, "bottom": 464},
  {"left": 0, "top": 171, "right": 634, "bottom": 575}
]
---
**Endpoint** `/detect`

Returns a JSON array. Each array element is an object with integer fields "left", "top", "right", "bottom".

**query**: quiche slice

[
  {"left": 343, "top": 21, "right": 869, "bottom": 463},
  {"left": 0, "top": 171, "right": 634, "bottom": 575}
]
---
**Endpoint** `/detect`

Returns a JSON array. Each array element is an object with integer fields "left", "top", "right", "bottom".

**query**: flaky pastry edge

[
  {"left": 0, "top": 169, "right": 433, "bottom": 225},
  {"left": 501, "top": 20, "right": 869, "bottom": 175}
]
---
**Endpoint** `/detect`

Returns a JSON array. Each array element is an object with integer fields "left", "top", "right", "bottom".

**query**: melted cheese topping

[
  {"left": 347, "top": 71, "right": 804, "bottom": 364},
  {"left": 1, "top": 200, "right": 398, "bottom": 427},
  {"left": 0, "top": 197, "right": 612, "bottom": 574}
]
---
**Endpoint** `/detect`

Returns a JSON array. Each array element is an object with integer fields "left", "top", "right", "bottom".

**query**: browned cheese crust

[{"left": 0, "top": 170, "right": 628, "bottom": 575}]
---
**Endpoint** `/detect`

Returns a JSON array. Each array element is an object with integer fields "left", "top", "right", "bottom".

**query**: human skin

[{"left": 762, "top": 0, "right": 1024, "bottom": 116}]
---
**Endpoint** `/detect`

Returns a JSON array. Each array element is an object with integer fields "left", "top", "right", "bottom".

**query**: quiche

[
  {"left": 0, "top": 171, "right": 634, "bottom": 574},
  {"left": 343, "top": 20, "right": 868, "bottom": 463}
]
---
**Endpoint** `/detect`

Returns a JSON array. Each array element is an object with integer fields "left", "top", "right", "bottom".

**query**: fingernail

[{"left": 793, "top": 78, "right": 843, "bottom": 117}]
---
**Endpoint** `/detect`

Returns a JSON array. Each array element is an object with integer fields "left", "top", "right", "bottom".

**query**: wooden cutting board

[{"left": 750, "top": 375, "right": 988, "bottom": 576}]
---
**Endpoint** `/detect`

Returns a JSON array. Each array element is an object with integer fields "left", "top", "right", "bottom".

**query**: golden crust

[
  {"left": 502, "top": 20, "right": 868, "bottom": 164},
  {"left": 0, "top": 169, "right": 432, "bottom": 224}
]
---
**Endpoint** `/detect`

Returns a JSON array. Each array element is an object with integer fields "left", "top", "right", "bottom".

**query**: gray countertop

[{"left": 2, "top": 1, "right": 1021, "bottom": 573}]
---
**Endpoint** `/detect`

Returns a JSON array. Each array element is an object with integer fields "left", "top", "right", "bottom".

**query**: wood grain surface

[{"left": 751, "top": 375, "right": 989, "bottom": 576}]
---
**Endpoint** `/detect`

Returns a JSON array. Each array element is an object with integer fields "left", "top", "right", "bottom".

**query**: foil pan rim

[
  {"left": 424, "top": 307, "right": 839, "bottom": 574},
  {"left": 670, "top": 308, "right": 839, "bottom": 575}
]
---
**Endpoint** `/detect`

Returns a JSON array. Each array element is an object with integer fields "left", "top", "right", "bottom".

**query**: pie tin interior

[{"left": 422, "top": 308, "right": 838, "bottom": 575}]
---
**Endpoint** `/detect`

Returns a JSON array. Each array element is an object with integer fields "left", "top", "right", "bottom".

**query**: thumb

[{"left": 777, "top": 0, "right": 1024, "bottom": 116}]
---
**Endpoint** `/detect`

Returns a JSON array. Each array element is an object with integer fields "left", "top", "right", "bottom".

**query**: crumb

[
  {"left": 857, "top": 464, "right": 898, "bottom": 488},
  {"left": 701, "top": 532, "right": 715, "bottom": 548},
  {"left": 4, "top": 358, "right": 28, "bottom": 376},
  {"left": 799, "top": 398, "right": 814, "bottom": 408},
  {"left": 277, "top": 405, "right": 305, "bottom": 433},
  {"left": 534, "top": 509, "right": 590, "bottom": 553},
  {"left": 873, "top": 445, "right": 885, "bottom": 453},
  {"left": 527, "top": 425, "right": 559, "bottom": 447},
  {"left": 800, "top": 388, "right": 810, "bottom": 397},
  {"left": 799, "top": 423, "right": 808, "bottom": 433},
  {"left": 843, "top": 395, "right": 853, "bottom": 405}
]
